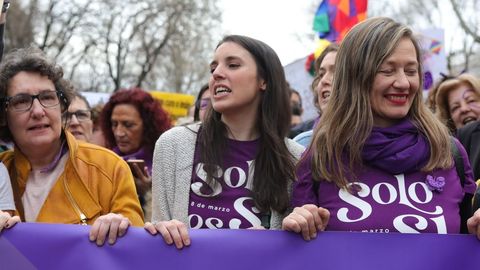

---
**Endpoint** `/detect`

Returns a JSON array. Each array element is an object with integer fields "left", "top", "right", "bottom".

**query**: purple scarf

[
  {"left": 362, "top": 119, "right": 430, "bottom": 174},
  {"left": 113, "top": 147, "right": 153, "bottom": 175}
]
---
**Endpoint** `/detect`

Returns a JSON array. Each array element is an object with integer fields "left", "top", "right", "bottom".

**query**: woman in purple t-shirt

[
  {"left": 283, "top": 17, "right": 480, "bottom": 240},
  {"left": 145, "top": 35, "right": 304, "bottom": 249}
]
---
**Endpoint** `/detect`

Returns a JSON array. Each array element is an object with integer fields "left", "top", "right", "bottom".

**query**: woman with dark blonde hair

[{"left": 283, "top": 17, "right": 480, "bottom": 240}]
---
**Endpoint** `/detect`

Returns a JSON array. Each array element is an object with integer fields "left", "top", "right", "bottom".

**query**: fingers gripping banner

[{"left": 1, "top": 223, "right": 479, "bottom": 269}]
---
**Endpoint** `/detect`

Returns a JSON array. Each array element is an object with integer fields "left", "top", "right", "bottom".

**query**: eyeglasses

[
  {"left": 65, "top": 110, "right": 92, "bottom": 122},
  {"left": 4, "top": 90, "right": 61, "bottom": 112}
]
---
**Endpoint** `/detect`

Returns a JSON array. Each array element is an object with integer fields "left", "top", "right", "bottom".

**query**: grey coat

[{"left": 151, "top": 123, "right": 305, "bottom": 229}]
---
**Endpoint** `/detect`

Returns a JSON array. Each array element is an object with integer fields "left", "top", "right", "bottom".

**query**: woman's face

[
  {"left": 370, "top": 38, "right": 420, "bottom": 127},
  {"left": 208, "top": 41, "right": 265, "bottom": 117},
  {"left": 66, "top": 97, "right": 93, "bottom": 142},
  {"left": 6, "top": 71, "right": 63, "bottom": 152},
  {"left": 111, "top": 104, "right": 144, "bottom": 155},
  {"left": 315, "top": 51, "right": 337, "bottom": 113},
  {"left": 447, "top": 83, "right": 480, "bottom": 129}
]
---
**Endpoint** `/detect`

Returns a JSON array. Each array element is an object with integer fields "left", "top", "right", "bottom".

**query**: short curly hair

[
  {"left": 0, "top": 46, "right": 75, "bottom": 142},
  {"left": 100, "top": 88, "right": 172, "bottom": 156}
]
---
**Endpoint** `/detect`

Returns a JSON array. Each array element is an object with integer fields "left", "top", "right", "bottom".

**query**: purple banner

[{"left": 1, "top": 223, "right": 479, "bottom": 269}]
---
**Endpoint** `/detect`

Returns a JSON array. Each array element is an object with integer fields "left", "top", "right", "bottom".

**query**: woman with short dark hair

[{"left": 0, "top": 47, "right": 144, "bottom": 245}]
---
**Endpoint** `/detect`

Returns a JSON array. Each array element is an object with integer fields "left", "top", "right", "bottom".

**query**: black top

[{"left": 457, "top": 121, "right": 480, "bottom": 181}]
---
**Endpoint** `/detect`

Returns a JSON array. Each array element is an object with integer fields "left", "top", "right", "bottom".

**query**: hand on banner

[
  {"left": 144, "top": 220, "right": 190, "bottom": 249},
  {"left": 0, "top": 210, "right": 20, "bottom": 233},
  {"left": 282, "top": 204, "right": 330, "bottom": 241},
  {"left": 467, "top": 208, "right": 480, "bottom": 240},
  {"left": 89, "top": 213, "right": 131, "bottom": 246}
]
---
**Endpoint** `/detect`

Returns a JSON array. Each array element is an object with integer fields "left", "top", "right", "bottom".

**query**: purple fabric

[
  {"left": 188, "top": 138, "right": 261, "bottom": 229},
  {"left": 362, "top": 119, "right": 430, "bottom": 174},
  {"left": 113, "top": 146, "right": 152, "bottom": 174},
  {"left": 39, "top": 140, "right": 68, "bottom": 173},
  {"left": 293, "top": 131, "right": 477, "bottom": 234},
  {"left": 1, "top": 223, "right": 480, "bottom": 269}
]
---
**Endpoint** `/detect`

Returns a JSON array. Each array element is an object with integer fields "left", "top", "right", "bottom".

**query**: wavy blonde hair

[{"left": 309, "top": 17, "right": 453, "bottom": 189}]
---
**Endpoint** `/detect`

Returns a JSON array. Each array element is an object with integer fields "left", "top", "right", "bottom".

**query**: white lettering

[
  {"left": 408, "top": 182, "right": 432, "bottom": 204},
  {"left": 229, "top": 219, "right": 241, "bottom": 229},
  {"left": 233, "top": 197, "right": 261, "bottom": 227},
  {"left": 395, "top": 174, "right": 442, "bottom": 215},
  {"left": 224, "top": 166, "right": 246, "bottom": 188},
  {"left": 371, "top": 182, "right": 397, "bottom": 204},
  {"left": 337, "top": 174, "right": 446, "bottom": 233},
  {"left": 338, "top": 182, "right": 372, "bottom": 222},
  {"left": 245, "top": 160, "right": 255, "bottom": 191},
  {"left": 431, "top": 216, "right": 447, "bottom": 234},
  {"left": 205, "top": 218, "right": 223, "bottom": 229},
  {"left": 191, "top": 163, "right": 223, "bottom": 197},
  {"left": 189, "top": 214, "right": 203, "bottom": 229},
  {"left": 393, "top": 214, "right": 428, "bottom": 233}
]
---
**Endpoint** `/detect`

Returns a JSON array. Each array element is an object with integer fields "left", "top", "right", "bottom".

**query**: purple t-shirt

[
  {"left": 292, "top": 139, "right": 477, "bottom": 234},
  {"left": 188, "top": 138, "right": 262, "bottom": 229}
]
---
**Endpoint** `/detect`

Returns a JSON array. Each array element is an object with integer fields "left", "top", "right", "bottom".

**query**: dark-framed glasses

[
  {"left": 4, "top": 90, "right": 61, "bottom": 112},
  {"left": 65, "top": 110, "right": 92, "bottom": 122}
]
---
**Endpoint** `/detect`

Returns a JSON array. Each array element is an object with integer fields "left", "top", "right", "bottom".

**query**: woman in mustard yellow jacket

[{"left": 0, "top": 47, "right": 143, "bottom": 246}]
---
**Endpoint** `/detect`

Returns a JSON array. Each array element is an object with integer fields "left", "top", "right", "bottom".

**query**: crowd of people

[{"left": 1, "top": 14, "right": 480, "bottom": 251}]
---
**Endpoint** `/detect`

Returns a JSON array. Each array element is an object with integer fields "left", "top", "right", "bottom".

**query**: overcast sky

[
  {"left": 217, "top": 0, "right": 318, "bottom": 65},
  {"left": 216, "top": 0, "right": 466, "bottom": 67}
]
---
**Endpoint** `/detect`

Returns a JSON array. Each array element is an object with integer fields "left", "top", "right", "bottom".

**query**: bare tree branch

[{"left": 449, "top": 0, "right": 480, "bottom": 43}]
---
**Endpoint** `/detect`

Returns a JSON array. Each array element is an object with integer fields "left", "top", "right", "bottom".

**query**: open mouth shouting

[{"left": 214, "top": 86, "right": 232, "bottom": 97}]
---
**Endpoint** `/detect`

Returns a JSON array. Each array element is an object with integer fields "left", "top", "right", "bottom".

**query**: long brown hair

[
  {"left": 310, "top": 17, "right": 452, "bottom": 189},
  {"left": 198, "top": 35, "right": 295, "bottom": 214}
]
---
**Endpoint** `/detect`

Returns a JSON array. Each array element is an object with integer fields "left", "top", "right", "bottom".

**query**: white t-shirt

[
  {"left": 0, "top": 162, "right": 15, "bottom": 211},
  {"left": 22, "top": 153, "right": 68, "bottom": 222}
]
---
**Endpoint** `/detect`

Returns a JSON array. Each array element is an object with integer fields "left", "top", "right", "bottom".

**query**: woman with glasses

[
  {"left": 0, "top": 47, "right": 144, "bottom": 246},
  {"left": 66, "top": 92, "right": 94, "bottom": 143},
  {"left": 193, "top": 84, "right": 211, "bottom": 122}
]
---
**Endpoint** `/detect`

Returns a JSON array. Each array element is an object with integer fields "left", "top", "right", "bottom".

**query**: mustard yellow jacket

[{"left": 0, "top": 131, "right": 144, "bottom": 226}]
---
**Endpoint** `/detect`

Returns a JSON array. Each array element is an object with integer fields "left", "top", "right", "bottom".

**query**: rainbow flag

[
  {"left": 313, "top": 0, "right": 368, "bottom": 42},
  {"left": 430, "top": 39, "right": 442, "bottom": 55}
]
